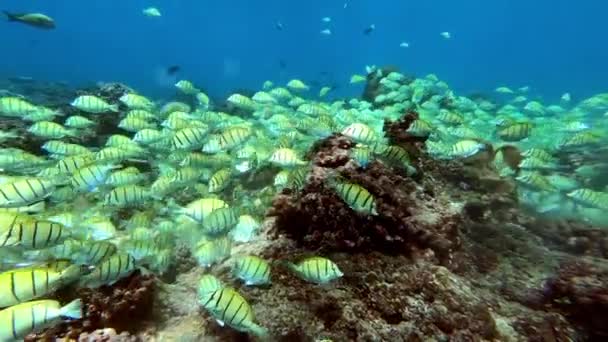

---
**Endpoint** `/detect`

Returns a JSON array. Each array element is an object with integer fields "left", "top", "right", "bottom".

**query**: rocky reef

[{"left": 144, "top": 110, "right": 608, "bottom": 341}]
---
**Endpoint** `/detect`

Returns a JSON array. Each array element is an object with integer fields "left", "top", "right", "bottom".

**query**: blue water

[{"left": 2, "top": 0, "right": 606, "bottom": 102}]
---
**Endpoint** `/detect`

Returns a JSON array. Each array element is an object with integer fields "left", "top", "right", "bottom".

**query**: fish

[
  {"left": 328, "top": 179, "right": 378, "bottom": 215},
  {"left": 275, "top": 21, "right": 284, "bottom": 31},
  {"left": 0, "top": 299, "right": 82, "bottom": 340},
  {"left": 3, "top": 11, "right": 55, "bottom": 29},
  {"left": 0, "top": 177, "right": 56, "bottom": 208},
  {"left": 202, "top": 208, "right": 238, "bottom": 236},
  {"left": 269, "top": 148, "right": 307, "bottom": 167},
  {"left": 79, "top": 253, "right": 137, "bottom": 288},
  {"left": 200, "top": 287, "right": 268, "bottom": 337},
  {"left": 341, "top": 123, "right": 378, "bottom": 144},
  {"left": 198, "top": 274, "right": 223, "bottom": 300},
  {"left": 320, "top": 29, "right": 332, "bottom": 35},
  {"left": 142, "top": 7, "right": 162, "bottom": 17},
  {"left": 232, "top": 255, "right": 271, "bottom": 286},
  {"left": 0, "top": 265, "right": 80, "bottom": 307},
  {"left": 400, "top": 42, "right": 410, "bottom": 48},
  {"left": 193, "top": 237, "right": 231, "bottom": 268},
  {"left": 167, "top": 65, "right": 181, "bottom": 75},
  {"left": 440, "top": 31, "right": 451, "bottom": 39},
  {"left": 285, "top": 257, "right": 343, "bottom": 284},
  {"left": 0, "top": 213, "right": 68, "bottom": 250},
  {"left": 363, "top": 24, "right": 376, "bottom": 35},
  {"left": 71, "top": 95, "right": 118, "bottom": 114}
]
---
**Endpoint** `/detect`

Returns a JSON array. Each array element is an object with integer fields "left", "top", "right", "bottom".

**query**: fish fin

[
  {"left": 60, "top": 299, "right": 83, "bottom": 319},
  {"left": 215, "top": 319, "right": 225, "bottom": 327}
]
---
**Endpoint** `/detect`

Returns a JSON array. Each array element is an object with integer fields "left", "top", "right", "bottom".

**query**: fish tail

[
  {"left": 248, "top": 323, "right": 269, "bottom": 339},
  {"left": 59, "top": 264, "right": 82, "bottom": 284},
  {"left": 109, "top": 104, "right": 119, "bottom": 112},
  {"left": 60, "top": 299, "right": 83, "bottom": 319},
  {"left": 3, "top": 11, "right": 17, "bottom": 21}
]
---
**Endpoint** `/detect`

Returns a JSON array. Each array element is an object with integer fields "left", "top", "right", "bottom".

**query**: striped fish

[
  {"left": 175, "top": 198, "right": 229, "bottom": 223},
  {"left": 133, "top": 128, "right": 165, "bottom": 145},
  {"left": 119, "top": 93, "right": 154, "bottom": 110},
  {"left": 171, "top": 127, "right": 209, "bottom": 150},
  {"left": 497, "top": 122, "right": 533, "bottom": 141},
  {"left": 70, "top": 164, "right": 119, "bottom": 192},
  {"left": 193, "top": 237, "right": 231, "bottom": 268},
  {"left": 0, "top": 97, "right": 39, "bottom": 117},
  {"left": 56, "top": 155, "right": 95, "bottom": 175},
  {"left": 198, "top": 274, "right": 223, "bottom": 301},
  {"left": 121, "top": 239, "right": 162, "bottom": 262},
  {"left": 72, "top": 241, "right": 117, "bottom": 265},
  {"left": 567, "top": 188, "right": 608, "bottom": 210},
  {"left": 0, "top": 178, "right": 56, "bottom": 208},
  {"left": 28, "top": 121, "right": 75, "bottom": 139},
  {"left": 0, "top": 265, "right": 80, "bottom": 307},
  {"left": 286, "top": 257, "right": 343, "bottom": 284},
  {"left": 208, "top": 168, "right": 232, "bottom": 193},
  {"left": 71, "top": 95, "right": 118, "bottom": 113},
  {"left": 217, "top": 126, "right": 252, "bottom": 151},
  {"left": 200, "top": 287, "right": 268, "bottom": 337},
  {"left": 104, "top": 185, "right": 149, "bottom": 207},
  {"left": 232, "top": 255, "right": 271, "bottom": 286},
  {"left": 202, "top": 208, "right": 238, "bottom": 236},
  {"left": 79, "top": 253, "right": 136, "bottom": 288},
  {"left": 329, "top": 179, "right": 378, "bottom": 215},
  {"left": 515, "top": 172, "right": 556, "bottom": 192},
  {"left": 268, "top": 148, "right": 306, "bottom": 167},
  {"left": 0, "top": 299, "right": 82, "bottom": 341},
  {"left": 42, "top": 141, "right": 91, "bottom": 156},
  {"left": 341, "top": 123, "right": 378, "bottom": 144},
  {"left": 0, "top": 213, "right": 68, "bottom": 249}
]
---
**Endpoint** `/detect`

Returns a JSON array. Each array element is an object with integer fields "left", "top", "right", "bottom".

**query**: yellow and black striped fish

[
  {"left": 70, "top": 164, "right": 119, "bottom": 192},
  {"left": 200, "top": 287, "right": 268, "bottom": 337},
  {"left": 72, "top": 241, "right": 118, "bottom": 265},
  {"left": 567, "top": 188, "right": 608, "bottom": 210},
  {"left": 0, "top": 213, "right": 67, "bottom": 249},
  {"left": 217, "top": 126, "right": 252, "bottom": 151},
  {"left": 232, "top": 255, "right": 271, "bottom": 286},
  {"left": 329, "top": 179, "right": 378, "bottom": 215},
  {"left": 202, "top": 208, "right": 238, "bottom": 236},
  {"left": 208, "top": 168, "right": 232, "bottom": 193},
  {"left": 286, "top": 256, "right": 343, "bottom": 284},
  {"left": 497, "top": 122, "right": 532, "bottom": 141},
  {"left": 171, "top": 127, "right": 209, "bottom": 150},
  {"left": 79, "top": 253, "right": 136, "bottom": 288},
  {"left": 0, "top": 265, "right": 80, "bottom": 307},
  {"left": 0, "top": 299, "right": 82, "bottom": 341},
  {"left": 0, "top": 178, "right": 55, "bottom": 208},
  {"left": 104, "top": 185, "right": 148, "bottom": 207}
]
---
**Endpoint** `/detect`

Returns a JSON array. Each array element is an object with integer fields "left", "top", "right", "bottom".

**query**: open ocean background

[{"left": 1, "top": 0, "right": 606, "bottom": 101}]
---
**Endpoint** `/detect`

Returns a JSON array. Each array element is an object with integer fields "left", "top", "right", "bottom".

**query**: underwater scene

[{"left": 1, "top": 1, "right": 608, "bottom": 341}]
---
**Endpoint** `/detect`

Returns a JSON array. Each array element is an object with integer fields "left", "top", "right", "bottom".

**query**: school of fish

[{"left": 1, "top": 65, "right": 607, "bottom": 338}]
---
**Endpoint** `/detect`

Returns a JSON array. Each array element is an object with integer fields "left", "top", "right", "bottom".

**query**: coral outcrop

[{"left": 269, "top": 132, "right": 462, "bottom": 265}]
